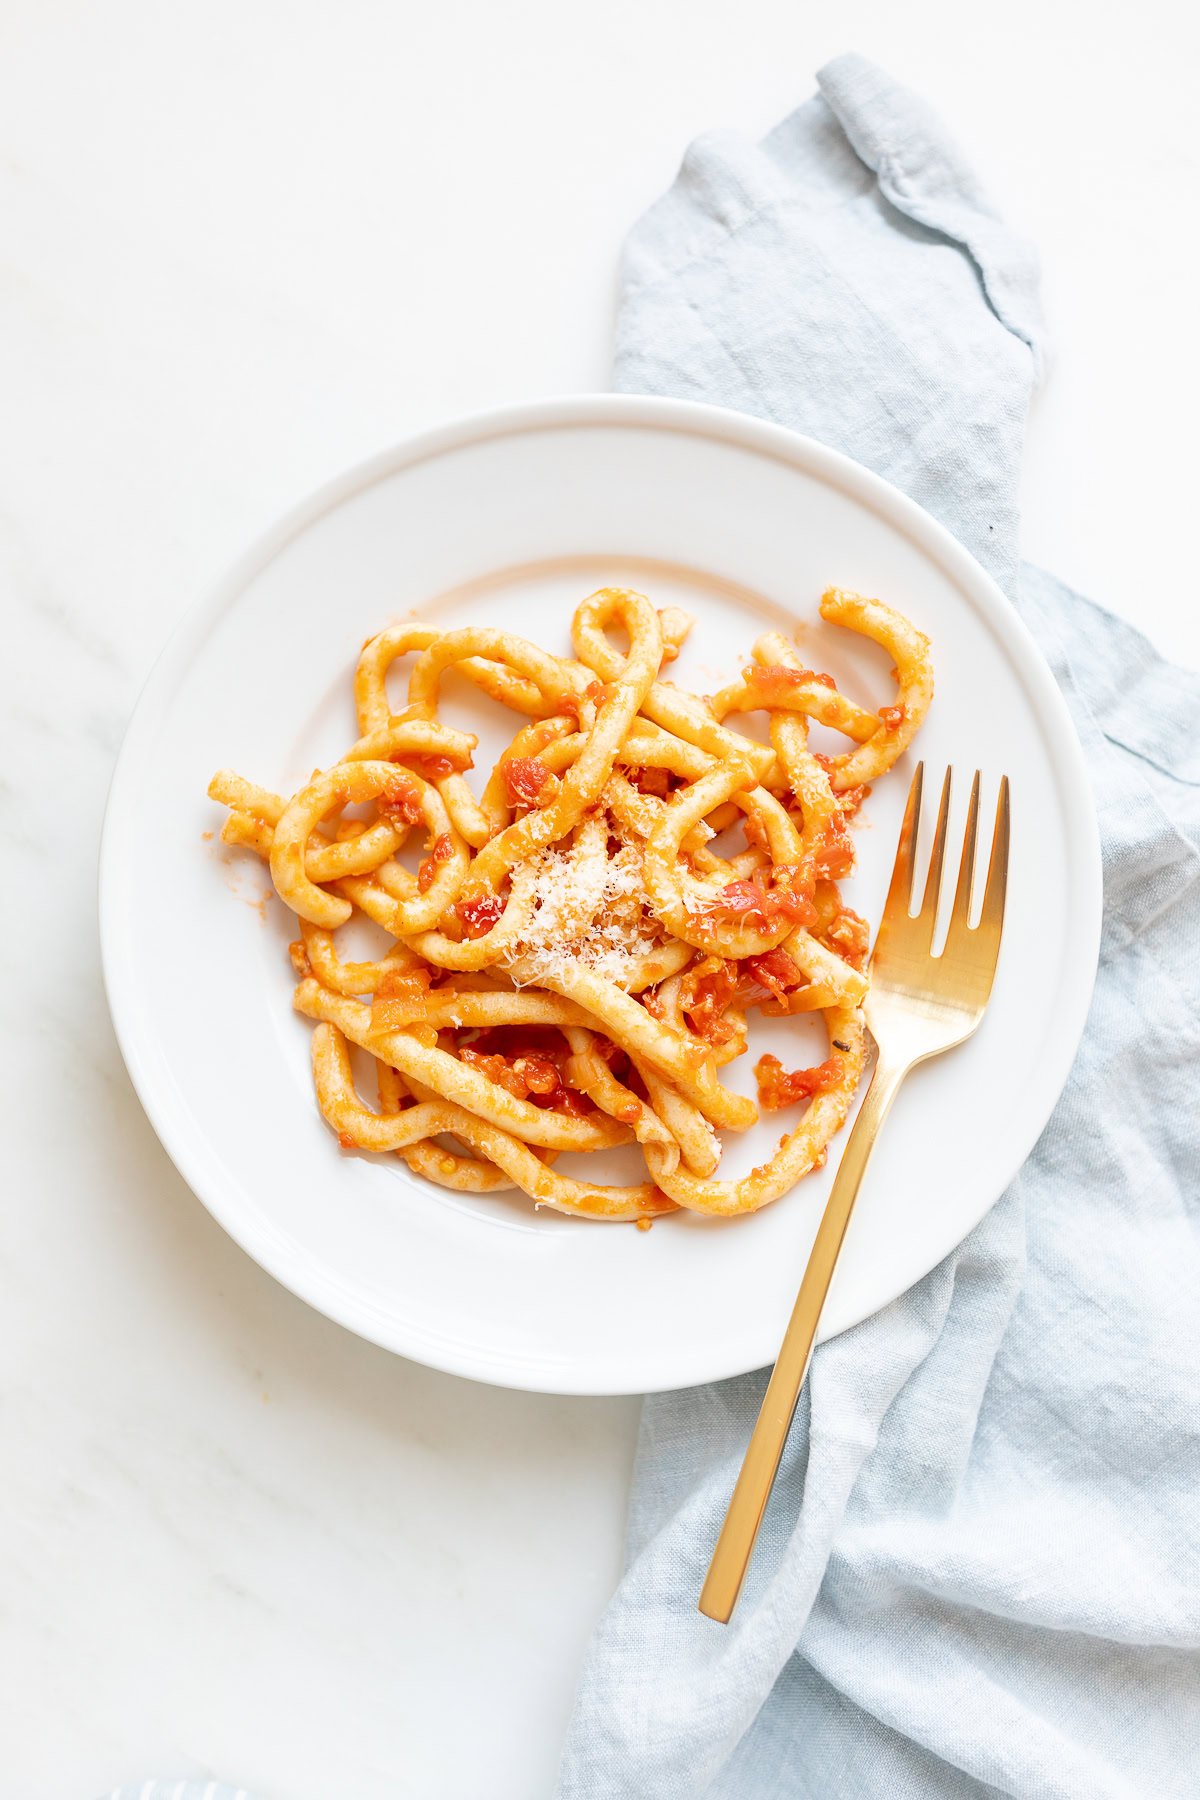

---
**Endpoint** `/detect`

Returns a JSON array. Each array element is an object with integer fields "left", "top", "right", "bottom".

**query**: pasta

[{"left": 208, "top": 586, "right": 932, "bottom": 1223}]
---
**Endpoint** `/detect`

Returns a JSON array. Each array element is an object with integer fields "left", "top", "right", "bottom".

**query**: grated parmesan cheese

[{"left": 505, "top": 832, "right": 660, "bottom": 987}]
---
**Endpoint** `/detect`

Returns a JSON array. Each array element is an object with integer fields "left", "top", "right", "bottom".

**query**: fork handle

[{"left": 698, "top": 1052, "right": 907, "bottom": 1622}]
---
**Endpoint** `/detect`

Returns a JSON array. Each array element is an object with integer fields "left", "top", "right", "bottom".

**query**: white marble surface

[{"left": 2, "top": 4, "right": 1196, "bottom": 1796}]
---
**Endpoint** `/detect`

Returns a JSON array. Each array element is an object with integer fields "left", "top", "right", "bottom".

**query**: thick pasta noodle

[{"left": 208, "top": 586, "right": 931, "bottom": 1223}]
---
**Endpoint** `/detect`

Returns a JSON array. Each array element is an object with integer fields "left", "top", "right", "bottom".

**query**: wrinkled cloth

[{"left": 558, "top": 52, "right": 1200, "bottom": 1800}]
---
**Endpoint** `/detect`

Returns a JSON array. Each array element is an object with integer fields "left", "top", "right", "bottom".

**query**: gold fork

[{"left": 699, "top": 763, "right": 1010, "bottom": 1623}]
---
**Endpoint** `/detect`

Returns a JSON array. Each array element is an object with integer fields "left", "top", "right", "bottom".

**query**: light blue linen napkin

[{"left": 558, "top": 52, "right": 1200, "bottom": 1800}]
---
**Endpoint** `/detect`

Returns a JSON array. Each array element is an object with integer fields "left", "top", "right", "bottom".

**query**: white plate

[{"left": 100, "top": 396, "right": 1100, "bottom": 1395}]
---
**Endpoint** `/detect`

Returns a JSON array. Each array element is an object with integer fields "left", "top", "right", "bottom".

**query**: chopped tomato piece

[
  {"left": 559, "top": 680, "right": 608, "bottom": 722},
  {"left": 501, "top": 756, "right": 551, "bottom": 807},
  {"left": 837, "top": 782, "right": 871, "bottom": 821},
  {"left": 809, "top": 753, "right": 871, "bottom": 820},
  {"left": 812, "top": 814, "right": 855, "bottom": 881},
  {"left": 416, "top": 831, "right": 455, "bottom": 893},
  {"left": 630, "top": 765, "right": 671, "bottom": 798},
  {"left": 744, "top": 664, "right": 837, "bottom": 705},
  {"left": 774, "top": 873, "right": 820, "bottom": 928},
  {"left": 680, "top": 957, "right": 740, "bottom": 1046},
  {"left": 744, "top": 947, "right": 804, "bottom": 1003},
  {"left": 460, "top": 1047, "right": 530, "bottom": 1100},
  {"left": 879, "top": 703, "right": 907, "bottom": 731},
  {"left": 822, "top": 906, "right": 870, "bottom": 971},
  {"left": 457, "top": 1035, "right": 586, "bottom": 1115},
  {"left": 706, "top": 880, "right": 768, "bottom": 920},
  {"left": 699, "top": 872, "right": 818, "bottom": 931},
  {"left": 743, "top": 810, "right": 771, "bottom": 853},
  {"left": 755, "top": 1051, "right": 845, "bottom": 1110},
  {"left": 402, "top": 752, "right": 471, "bottom": 781},
  {"left": 513, "top": 1054, "right": 561, "bottom": 1096},
  {"left": 456, "top": 892, "right": 505, "bottom": 938},
  {"left": 377, "top": 773, "right": 423, "bottom": 826}
]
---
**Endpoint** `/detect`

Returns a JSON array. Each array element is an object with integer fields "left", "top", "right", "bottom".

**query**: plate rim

[{"left": 99, "top": 392, "right": 1103, "bottom": 1393}]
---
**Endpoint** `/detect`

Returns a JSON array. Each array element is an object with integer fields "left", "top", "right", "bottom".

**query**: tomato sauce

[
  {"left": 501, "top": 756, "right": 551, "bottom": 807},
  {"left": 288, "top": 940, "right": 311, "bottom": 978},
  {"left": 456, "top": 892, "right": 505, "bottom": 938},
  {"left": 836, "top": 782, "right": 870, "bottom": 821},
  {"left": 822, "top": 906, "right": 870, "bottom": 971},
  {"left": 457, "top": 1027, "right": 588, "bottom": 1114},
  {"left": 416, "top": 831, "right": 455, "bottom": 893},
  {"left": 754, "top": 1051, "right": 844, "bottom": 1110},
  {"left": 680, "top": 957, "right": 740, "bottom": 1046},
  {"left": 403, "top": 752, "right": 471, "bottom": 780},
  {"left": 743, "top": 947, "right": 804, "bottom": 1003},
  {"left": 744, "top": 664, "right": 838, "bottom": 705},
  {"left": 369, "top": 965, "right": 433, "bottom": 1033},
  {"left": 377, "top": 773, "right": 423, "bottom": 827},
  {"left": 810, "top": 753, "right": 871, "bottom": 821},
  {"left": 700, "top": 873, "right": 818, "bottom": 932},
  {"left": 559, "top": 680, "right": 608, "bottom": 722},
  {"left": 742, "top": 810, "right": 771, "bottom": 853},
  {"left": 811, "top": 814, "right": 855, "bottom": 881},
  {"left": 630, "top": 765, "right": 672, "bottom": 798}
]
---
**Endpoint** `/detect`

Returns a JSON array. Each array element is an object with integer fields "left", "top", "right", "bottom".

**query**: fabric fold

[
  {"left": 561, "top": 52, "right": 1200, "bottom": 1800},
  {"left": 816, "top": 52, "right": 1046, "bottom": 367},
  {"left": 615, "top": 58, "right": 1040, "bottom": 595}
]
